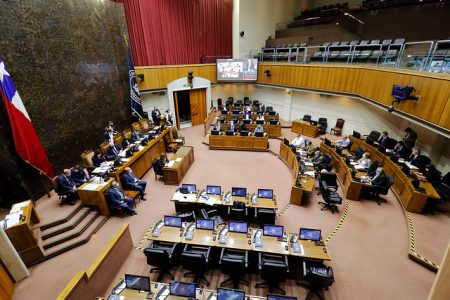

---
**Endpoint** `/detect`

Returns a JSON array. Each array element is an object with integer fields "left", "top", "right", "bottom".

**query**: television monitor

[
  {"left": 232, "top": 187, "right": 247, "bottom": 197},
  {"left": 206, "top": 185, "right": 221, "bottom": 195},
  {"left": 211, "top": 130, "right": 220, "bottom": 136},
  {"left": 217, "top": 59, "right": 258, "bottom": 81},
  {"left": 226, "top": 130, "right": 234, "bottom": 136},
  {"left": 164, "top": 216, "right": 182, "bottom": 228},
  {"left": 240, "top": 130, "right": 249, "bottom": 136},
  {"left": 324, "top": 138, "right": 332, "bottom": 147},
  {"left": 299, "top": 228, "right": 321, "bottom": 242},
  {"left": 217, "top": 288, "right": 245, "bottom": 300},
  {"left": 353, "top": 131, "right": 361, "bottom": 139},
  {"left": 267, "top": 294, "right": 297, "bottom": 300},
  {"left": 221, "top": 110, "right": 228, "bottom": 115},
  {"left": 263, "top": 224, "right": 284, "bottom": 238},
  {"left": 196, "top": 218, "right": 215, "bottom": 230},
  {"left": 310, "top": 120, "right": 318, "bottom": 126},
  {"left": 256, "top": 119, "right": 264, "bottom": 125},
  {"left": 268, "top": 111, "right": 276, "bottom": 115},
  {"left": 269, "top": 119, "right": 278, "bottom": 125},
  {"left": 233, "top": 110, "right": 241, "bottom": 115},
  {"left": 255, "top": 131, "right": 264, "bottom": 137},
  {"left": 229, "top": 221, "right": 248, "bottom": 234},
  {"left": 243, "top": 119, "right": 251, "bottom": 124},
  {"left": 257, "top": 189, "right": 273, "bottom": 199},
  {"left": 124, "top": 274, "right": 151, "bottom": 292},
  {"left": 169, "top": 281, "right": 196, "bottom": 298},
  {"left": 181, "top": 184, "right": 196, "bottom": 193}
]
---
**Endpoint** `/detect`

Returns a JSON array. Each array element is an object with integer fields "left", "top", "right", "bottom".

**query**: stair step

[
  {"left": 42, "top": 216, "right": 108, "bottom": 260},
  {"left": 37, "top": 204, "right": 83, "bottom": 230},
  {"left": 42, "top": 211, "right": 100, "bottom": 249},
  {"left": 41, "top": 207, "right": 92, "bottom": 240}
]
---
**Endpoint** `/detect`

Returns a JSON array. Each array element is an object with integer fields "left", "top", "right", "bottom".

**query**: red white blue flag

[{"left": 0, "top": 57, "right": 54, "bottom": 177}]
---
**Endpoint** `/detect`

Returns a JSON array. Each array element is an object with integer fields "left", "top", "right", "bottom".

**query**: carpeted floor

[{"left": 12, "top": 123, "right": 450, "bottom": 300}]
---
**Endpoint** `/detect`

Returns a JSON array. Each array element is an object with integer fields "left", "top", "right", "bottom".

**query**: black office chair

[
  {"left": 318, "top": 118, "right": 328, "bottom": 135},
  {"left": 255, "top": 208, "right": 276, "bottom": 225},
  {"left": 370, "top": 175, "right": 394, "bottom": 205},
  {"left": 354, "top": 146, "right": 367, "bottom": 159},
  {"left": 367, "top": 160, "right": 382, "bottom": 177},
  {"left": 318, "top": 182, "right": 342, "bottom": 213},
  {"left": 219, "top": 248, "right": 249, "bottom": 289},
  {"left": 180, "top": 244, "right": 212, "bottom": 286},
  {"left": 255, "top": 253, "right": 289, "bottom": 295},
  {"left": 297, "top": 260, "right": 334, "bottom": 300},
  {"left": 365, "top": 130, "right": 381, "bottom": 143},
  {"left": 316, "top": 172, "right": 338, "bottom": 195},
  {"left": 317, "top": 153, "right": 332, "bottom": 171},
  {"left": 303, "top": 115, "right": 312, "bottom": 122},
  {"left": 144, "top": 241, "right": 179, "bottom": 281},
  {"left": 266, "top": 106, "right": 273, "bottom": 112},
  {"left": 201, "top": 208, "right": 224, "bottom": 225},
  {"left": 177, "top": 210, "right": 196, "bottom": 222},
  {"left": 227, "top": 201, "right": 248, "bottom": 221}
]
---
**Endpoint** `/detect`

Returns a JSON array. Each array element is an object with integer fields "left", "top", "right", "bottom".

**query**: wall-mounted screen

[{"left": 217, "top": 59, "right": 258, "bottom": 81}]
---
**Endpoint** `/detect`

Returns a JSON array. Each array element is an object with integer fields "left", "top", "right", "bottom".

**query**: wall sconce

[
  {"left": 136, "top": 74, "right": 144, "bottom": 82},
  {"left": 187, "top": 71, "right": 194, "bottom": 88},
  {"left": 264, "top": 70, "right": 271, "bottom": 77}
]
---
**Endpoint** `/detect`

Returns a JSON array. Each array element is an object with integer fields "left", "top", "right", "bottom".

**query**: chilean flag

[{"left": 0, "top": 57, "right": 54, "bottom": 178}]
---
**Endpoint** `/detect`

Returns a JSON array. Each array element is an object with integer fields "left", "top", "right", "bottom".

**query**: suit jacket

[
  {"left": 122, "top": 171, "right": 139, "bottom": 189},
  {"left": 371, "top": 173, "right": 387, "bottom": 187},
  {"left": 92, "top": 154, "right": 106, "bottom": 167},
  {"left": 378, "top": 136, "right": 389, "bottom": 148},
  {"left": 131, "top": 131, "right": 141, "bottom": 142},
  {"left": 106, "top": 144, "right": 122, "bottom": 158},
  {"left": 403, "top": 130, "right": 417, "bottom": 149},
  {"left": 122, "top": 138, "right": 131, "bottom": 148},
  {"left": 227, "top": 124, "right": 236, "bottom": 132},
  {"left": 71, "top": 170, "right": 87, "bottom": 185},
  {"left": 103, "top": 131, "right": 113, "bottom": 141},
  {"left": 57, "top": 174, "right": 74, "bottom": 194},
  {"left": 152, "top": 110, "right": 161, "bottom": 124},
  {"left": 240, "top": 124, "right": 248, "bottom": 131},
  {"left": 408, "top": 154, "right": 427, "bottom": 171},
  {"left": 107, "top": 187, "right": 127, "bottom": 207},
  {"left": 312, "top": 155, "right": 325, "bottom": 166},
  {"left": 394, "top": 145, "right": 410, "bottom": 158}
]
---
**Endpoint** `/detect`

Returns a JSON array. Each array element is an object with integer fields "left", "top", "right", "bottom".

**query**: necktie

[
  {"left": 113, "top": 147, "right": 118, "bottom": 155},
  {"left": 117, "top": 189, "right": 124, "bottom": 199}
]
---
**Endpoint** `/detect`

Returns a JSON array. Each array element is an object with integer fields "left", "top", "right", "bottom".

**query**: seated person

[
  {"left": 103, "top": 127, "right": 114, "bottom": 142},
  {"left": 243, "top": 110, "right": 251, "bottom": 121},
  {"left": 106, "top": 181, "right": 137, "bottom": 216},
  {"left": 131, "top": 130, "right": 141, "bottom": 142},
  {"left": 390, "top": 141, "right": 411, "bottom": 159},
  {"left": 155, "top": 153, "right": 168, "bottom": 170},
  {"left": 311, "top": 150, "right": 325, "bottom": 167},
  {"left": 358, "top": 152, "right": 372, "bottom": 169},
  {"left": 122, "top": 167, "right": 147, "bottom": 200},
  {"left": 291, "top": 134, "right": 305, "bottom": 148},
  {"left": 107, "top": 121, "right": 118, "bottom": 134},
  {"left": 307, "top": 145, "right": 319, "bottom": 157},
  {"left": 122, "top": 137, "right": 132, "bottom": 148},
  {"left": 424, "top": 164, "right": 441, "bottom": 185},
  {"left": 106, "top": 142, "right": 122, "bottom": 160},
  {"left": 92, "top": 149, "right": 107, "bottom": 167},
  {"left": 407, "top": 149, "right": 427, "bottom": 171},
  {"left": 240, "top": 122, "right": 248, "bottom": 132},
  {"left": 254, "top": 124, "right": 264, "bottom": 135},
  {"left": 370, "top": 167, "right": 387, "bottom": 186},
  {"left": 227, "top": 120, "right": 237, "bottom": 132},
  {"left": 57, "top": 169, "right": 79, "bottom": 205},
  {"left": 336, "top": 135, "right": 351, "bottom": 149},
  {"left": 377, "top": 132, "right": 389, "bottom": 148},
  {"left": 71, "top": 165, "right": 89, "bottom": 187}
]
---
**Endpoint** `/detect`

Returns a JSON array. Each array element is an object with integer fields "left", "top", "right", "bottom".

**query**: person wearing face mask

[
  {"left": 103, "top": 127, "right": 114, "bottom": 142},
  {"left": 106, "top": 181, "right": 137, "bottom": 215},
  {"left": 92, "top": 149, "right": 107, "bottom": 167},
  {"left": 71, "top": 165, "right": 89, "bottom": 187},
  {"left": 106, "top": 141, "right": 122, "bottom": 160}
]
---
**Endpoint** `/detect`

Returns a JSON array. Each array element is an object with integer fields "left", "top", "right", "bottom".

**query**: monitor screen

[
  {"left": 299, "top": 228, "right": 321, "bottom": 242},
  {"left": 263, "top": 225, "right": 284, "bottom": 238},
  {"left": 267, "top": 294, "right": 297, "bottom": 300},
  {"left": 324, "top": 138, "right": 332, "bottom": 147},
  {"left": 229, "top": 221, "right": 248, "bottom": 234},
  {"left": 169, "top": 281, "right": 196, "bottom": 298},
  {"left": 196, "top": 218, "right": 215, "bottom": 230},
  {"left": 217, "top": 288, "right": 245, "bottom": 300},
  {"left": 232, "top": 187, "right": 247, "bottom": 197},
  {"left": 164, "top": 216, "right": 182, "bottom": 228},
  {"left": 206, "top": 185, "right": 221, "bottom": 195},
  {"left": 217, "top": 59, "right": 258, "bottom": 81},
  {"left": 181, "top": 184, "right": 196, "bottom": 193},
  {"left": 124, "top": 274, "right": 151, "bottom": 292},
  {"left": 353, "top": 131, "right": 361, "bottom": 139},
  {"left": 257, "top": 189, "right": 273, "bottom": 199}
]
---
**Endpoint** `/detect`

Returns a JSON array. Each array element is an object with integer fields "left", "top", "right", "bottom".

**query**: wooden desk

[
  {"left": 224, "top": 113, "right": 279, "bottom": 122},
  {"left": 209, "top": 134, "right": 269, "bottom": 151},
  {"left": 78, "top": 179, "right": 114, "bottom": 216},
  {"left": 291, "top": 120, "right": 320, "bottom": 138},
  {"left": 288, "top": 234, "right": 331, "bottom": 261},
  {"left": 220, "top": 123, "right": 281, "bottom": 137},
  {"left": 163, "top": 146, "right": 194, "bottom": 185},
  {"left": 109, "top": 128, "right": 170, "bottom": 187},
  {"left": 117, "top": 282, "right": 206, "bottom": 300},
  {"left": 279, "top": 143, "right": 316, "bottom": 206},
  {"left": 4, "top": 200, "right": 44, "bottom": 266}
]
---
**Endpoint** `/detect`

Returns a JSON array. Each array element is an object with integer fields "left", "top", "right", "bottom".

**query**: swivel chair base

[
  {"left": 297, "top": 281, "right": 328, "bottom": 300},
  {"left": 318, "top": 202, "right": 338, "bottom": 213},
  {"left": 220, "top": 277, "right": 249, "bottom": 289},
  {"left": 150, "top": 267, "right": 174, "bottom": 281},
  {"left": 255, "top": 281, "right": 285, "bottom": 295},
  {"left": 184, "top": 271, "right": 210, "bottom": 286}
]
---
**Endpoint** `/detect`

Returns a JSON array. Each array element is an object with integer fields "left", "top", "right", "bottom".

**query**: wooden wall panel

[{"left": 438, "top": 94, "right": 450, "bottom": 129}]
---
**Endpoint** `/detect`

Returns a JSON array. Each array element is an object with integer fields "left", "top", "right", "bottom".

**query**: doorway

[{"left": 174, "top": 88, "right": 207, "bottom": 129}]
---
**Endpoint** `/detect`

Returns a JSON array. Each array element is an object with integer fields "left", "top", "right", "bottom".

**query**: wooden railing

[{"left": 204, "top": 108, "right": 217, "bottom": 136}]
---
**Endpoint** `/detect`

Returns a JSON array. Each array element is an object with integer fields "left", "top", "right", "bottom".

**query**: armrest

[
  {"left": 219, "top": 248, "right": 226, "bottom": 264},
  {"left": 244, "top": 250, "right": 249, "bottom": 268},
  {"left": 182, "top": 243, "right": 189, "bottom": 252},
  {"left": 207, "top": 209, "right": 219, "bottom": 216},
  {"left": 205, "top": 246, "right": 212, "bottom": 263},
  {"left": 168, "top": 242, "right": 178, "bottom": 258},
  {"left": 258, "top": 252, "right": 263, "bottom": 270}
]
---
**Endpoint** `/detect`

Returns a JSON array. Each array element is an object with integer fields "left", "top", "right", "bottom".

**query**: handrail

[{"left": 203, "top": 108, "right": 217, "bottom": 136}]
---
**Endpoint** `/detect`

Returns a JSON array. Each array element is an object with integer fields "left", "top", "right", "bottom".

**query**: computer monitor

[
  {"left": 267, "top": 294, "right": 297, "bottom": 300},
  {"left": 196, "top": 218, "right": 215, "bottom": 230},
  {"left": 226, "top": 130, "right": 234, "bottom": 136},
  {"left": 217, "top": 288, "right": 245, "bottom": 300},
  {"left": 257, "top": 189, "right": 273, "bottom": 199},
  {"left": 269, "top": 119, "right": 278, "bottom": 125},
  {"left": 124, "top": 274, "right": 151, "bottom": 292},
  {"left": 164, "top": 216, "right": 182, "bottom": 228},
  {"left": 169, "top": 281, "right": 196, "bottom": 298},
  {"left": 243, "top": 119, "right": 251, "bottom": 124},
  {"left": 310, "top": 120, "right": 318, "bottom": 126},
  {"left": 232, "top": 187, "right": 247, "bottom": 197},
  {"left": 256, "top": 119, "right": 264, "bottom": 125},
  {"left": 255, "top": 131, "right": 264, "bottom": 137},
  {"left": 181, "top": 184, "right": 196, "bottom": 193},
  {"left": 352, "top": 131, "right": 361, "bottom": 139},
  {"left": 299, "top": 228, "right": 321, "bottom": 242},
  {"left": 229, "top": 221, "right": 248, "bottom": 234},
  {"left": 268, "top": 111, "right": 276, "bottom": 115},
  {"left": 211, "top": 130, "right": 220, "bottom": 135},
  {"left": 233, "top": 110, "right": 240, "bottom": 115},
  {"left": 240, "top": 130, "right": 249, "bottom": 136},
  {"left": 206, "top": 185, "right": 221, "bottom": 195},
  {"left": 263, "top": 224, "right": 284, "bottom": 238}
]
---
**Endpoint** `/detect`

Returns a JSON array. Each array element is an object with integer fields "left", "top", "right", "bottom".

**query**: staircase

[{"left": 30, "top": 204, "right": 108, "bottom": 266}]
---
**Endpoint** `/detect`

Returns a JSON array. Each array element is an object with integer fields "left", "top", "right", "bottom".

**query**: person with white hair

[
  {"left": 106, "top": 181, "right": 137, "bottom": 215},
  {"left": 57, "top": 169, "right": 78, "bottom": 205},
  {"left": 106, "top": 141, "right": 122, "bottom": 160},
  {"left": 291, "top": 134, "right": 307, "bottom": 148}
]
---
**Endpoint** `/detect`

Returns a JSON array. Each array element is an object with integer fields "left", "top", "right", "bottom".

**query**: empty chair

[
  {"left": 219, "top": 248, "right": 249, "bottom": 289},
  {"left": 293, "top": 43, "right": 300, "bottom": 47},
  {"left": 370, "top": 50, "right": 383, "bottom": 61},
  {"left": 266, "top": 106, "right": 273, "bottom": 112},
  {"left": 299, "top": 42, "right": 307, "bottom": 47},
  {"left": 255, "top": 253, "right": 289, "bottom": 295},
  {"left": 318, "top": 117, "right": 327, "bottom": 134},
  {"left": 255, "top": 208, "right": 276, "bottom": 225},
  {"left": 393, "top": 38, "right": 405, "bottom": 45},
  {"left": 330, "top": 118, "right": 345, "bottom": 135},
  {"left": 366, "top": 130, "right": 381, "bottom": 142},
  {"left": 350, "top": 40, "right": 359, "bottom": 47},
  {"left": 144, "top": 241, "right": 179, "bottom": 281},
  {"left": 303, "top": 114, "right": 312, "bottom": 122},
  {"left": 328, "top": 51, "right": 339, "bottom": 59},
  {"left": 177, "top": 210, "right": 196, "bottom": 222},
  {"left": 253, "top": 100, "right": 260, "bottom": 106},
  {"left": 312, "top": 51, "right": 323, "bottom": 60},
  {"left": 318, "top": 182, "right": 342, "bottom": 213},
  {"left": 338, "top": 51, "right": 351, "bottom": 60},
  {"left": 370, "top": 39, "right": 380, "bottom": 45},
  {"left": 385, "top": 49, "right": 398, "bottom": 59},
  {"left": 381, "top": 39, "right": 392, "bottom": 48},
  {"left": 355, "top": 146, "right": 367, "bottom": 159},
  {"left": 360, "top": 40, "right": 370, "bottom": 45},
  {"left": 330, "top": 41, "right": 340, "bottom": 46},
  {"left": 235, "top": 99, "right": 243, "bottom": 106},
  {"left": 317, "top": 171, "right": 338, "bottom": 195},
  {"left": 180, "top": 244, "right": 212, "bottom": 286},
  {"left": 152, "top": 158, "right": 164, "bottom": 180},
  {"left": 201, "top": 208, "right": 224, "bottom": 225},
  {"left": 357, "top": 50, "right": 372, "bottom": 60},
  {"left": 370, "top": 176, "right": 394, "bottom": 205},
  {"left": 297, "top": 260, "right": 334, "bottom": 300},
  {"left": 227, "top": 201, "right": 248, "bottom": 221},
  {"left": 340, "top": 41, "right": 349, "bottom": 46},
  {"left": 322, "top": 42, "right": 331, "bottom": 47},
  {"left": 244, "top": 99, "right": 252, "bottom": 106}
]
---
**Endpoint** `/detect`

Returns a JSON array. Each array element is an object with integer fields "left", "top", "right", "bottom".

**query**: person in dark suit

[
  {"left": 403, "top": 127, "right": 417, "bottom": 149},
  {"left": 227, "top": 121, "right": 237, "bottom": 132},
  {"left": 122, "top": 167, "right": 147, "bottom": 200},
  {"left": 425, "top": 164, "right": 441, "bottom": 185},
  {"left": 57, "top": 169, "right": 78, "bottom": 204},
  {"left": 240, "top": 122, "right": 248, "bottom": 132},
  {"left": 377, "top": 132, "right": 389, "bottom": 147},
  {"left": 122, "top": 137, "right": 132, "bottom": 148},
  {"left": 71, "top": 165, "right": 89, "bottom": 187},
  {"left": 151, "top": 107, "right": 161, "bottom": 126},
  {"left": 370, "top": 167, "right": 387, "bottom": 186},
  {"left": 407, "top": 149, "right": 428, "bottom": 171},
  {"left": 391, "top": 141, "right": 411, "bottom": 159},
  {"left": 106, "top": 181, "right": 137, "bottom": 215},
  {"left": 106, "top": 142, "right": 122, "bottom": 160},
  {"left": 131, "top": 130, "right": 141, "bottom": 142},
  {"left": 103, "top": 127, "right": 114, "bottom": 142},
  {"left": 92, "top": 149, "right": 107, "bottom": 167}
]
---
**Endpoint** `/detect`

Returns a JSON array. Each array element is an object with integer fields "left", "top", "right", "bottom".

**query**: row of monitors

[
  {"left": 181, "top": 184, "right": 273, "bottom": 198},
  {"left": 123, "top": 276, "right": 296, "bottom": 300},
  {"left": 211, "top": 130, "right": 266, "bottom": 137},
  {"left": 221, "top": 119, "right": 279, "bottom": 125},
  {"left": 222, "top": 110, "right": 277, "bottom": 115},
  {"left": 163, "top": 216, "right": 321, "bottom": 241}
]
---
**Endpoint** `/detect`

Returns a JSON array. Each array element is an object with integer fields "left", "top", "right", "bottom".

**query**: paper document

[
  {"left": 167, "top": 161, "right": 175, "bottom": 167},
  {"left": 138, "top": 145, "right": 144, "bottom": 150},
  {"left": 304, "top": 171, "right": 315, "bottom": 177},
  {"left": 304, "top": 162, "right": 314, "bottom": 167},
  {"left": 172, "top": 192, "right": 197, "bottom": 202},
  {"left": 405, "top": 162, "right": 419, "bottom": 170},
  {"left": 175, "top": 157, "right": 182, "bottom": 162},
  {"left": 355, "top": 165, "right": 366, "bottom": 171},
  {"left": 5, "top": 212, "right": 21, "bottom": 227},
  {"left": 13, "top": 202, "right": 29, "bottom": 209},
  {"left": 121, "top": 158, "right": 129, "bottom": 162},
  {"left": 205, "top": 197, "right": 217, "bottom": 206},
  {"left": 80, "top": 183, "right": 101, "bottom": 191}
]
